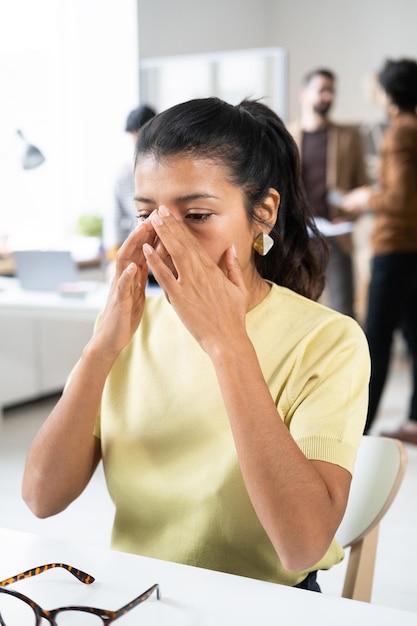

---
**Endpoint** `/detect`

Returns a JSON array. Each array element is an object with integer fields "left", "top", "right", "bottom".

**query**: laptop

[{"left": 13, "top": 249, "right": 78, "bottom": 291}]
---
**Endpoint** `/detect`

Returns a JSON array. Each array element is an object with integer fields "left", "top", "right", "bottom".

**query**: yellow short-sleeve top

[{"left": 95, "top": 283, "right": 370, "bottom": 586}]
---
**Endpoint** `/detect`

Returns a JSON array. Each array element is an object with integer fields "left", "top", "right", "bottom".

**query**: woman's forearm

[
  {"left": 209, "top": 336, "right": 351, "bottom": 572},
  {"left": 22, "top": 340, "right": 116, "bottom": 518},
  {"left": 22, "top": 225, "right": 151, "bottom": 518}
]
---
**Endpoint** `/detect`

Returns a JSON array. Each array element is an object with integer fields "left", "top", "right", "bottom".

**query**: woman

[
  {"left": 342, "top": 59, "right": 417, "bottom": 441},
  {"left": 22, "top": 98, "right": 370, "bottom": 590}
]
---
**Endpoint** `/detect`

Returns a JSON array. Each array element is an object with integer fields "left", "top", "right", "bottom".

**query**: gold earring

[{"left": 253, "top": 232, "right": 274, "bottom": 256}]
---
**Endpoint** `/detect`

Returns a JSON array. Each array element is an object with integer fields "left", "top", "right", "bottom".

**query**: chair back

[{"left": 336, "top": 435, "right": 407, "bottom": 601}]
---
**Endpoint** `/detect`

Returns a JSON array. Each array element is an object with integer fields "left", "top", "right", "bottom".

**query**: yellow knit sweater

[{"left": 95, "top": 284, "right": 370, "bottom": 586}]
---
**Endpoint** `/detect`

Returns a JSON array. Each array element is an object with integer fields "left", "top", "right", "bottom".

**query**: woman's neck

[{"left": 247, "top": 273, "right": 271, "bottom": 311}]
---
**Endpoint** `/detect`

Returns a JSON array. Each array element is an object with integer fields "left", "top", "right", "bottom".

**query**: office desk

[
  {"left": 0, "top": 284, "right": 108, "bottom": 415},
  {"left": 0, "top": 527, "right": 416, "bottom": 625},
  {"left": 0, "top": 283, "right": 161, "bottom": 416}
]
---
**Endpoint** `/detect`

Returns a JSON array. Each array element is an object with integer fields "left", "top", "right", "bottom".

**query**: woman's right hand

[
  {"left": 22, "top": 218, "right": 158, "bottom": 519},
  {"left": 92, "top": 218, "right": 156, "bottom": 358}
]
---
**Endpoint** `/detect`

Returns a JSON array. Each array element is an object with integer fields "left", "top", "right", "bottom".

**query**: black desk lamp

[{"left": 16, "top": 129, "right": 46, "bottom": 170}]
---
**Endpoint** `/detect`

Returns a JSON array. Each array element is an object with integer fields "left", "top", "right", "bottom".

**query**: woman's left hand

[{"left": 143, "top": 206, "right": 249, "bottom": 354}]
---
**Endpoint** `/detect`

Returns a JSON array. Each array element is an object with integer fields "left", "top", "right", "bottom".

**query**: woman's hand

[
  {"left": 93, "top": 219, "right": 156, "bottom": 357},
  {"left": 143, "top": 206, "right": 249, "bottom": 354}
]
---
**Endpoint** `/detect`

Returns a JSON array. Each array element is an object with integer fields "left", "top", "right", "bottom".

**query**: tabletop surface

[
  {"left": 0, "top": 527, "right": 416, "bottom": 625},
  {"left": 0, "top": 281, "right": 162, "bottom": 313},
  {"left": 0, "top": 277, "right": 108, "bottom": 310}
]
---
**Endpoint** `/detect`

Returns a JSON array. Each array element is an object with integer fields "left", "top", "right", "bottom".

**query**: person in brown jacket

[
  {"left": 288, "top": 69, "right": 367, "bottom": 318},
  {"left": 343, "top": 58, "right": 417, "bottom": 442}
]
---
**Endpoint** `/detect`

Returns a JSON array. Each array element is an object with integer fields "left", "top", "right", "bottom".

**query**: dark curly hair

[
  {"left": 378, "top": 58, "right": 417, "bottom": 111},
  {"left": 135, "top": 97, "right": 328, "bottom": 301}
]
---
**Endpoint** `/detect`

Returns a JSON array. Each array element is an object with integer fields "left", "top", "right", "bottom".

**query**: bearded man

[{"left": 288, "top": 69, "right": 367, "bottom": 318}]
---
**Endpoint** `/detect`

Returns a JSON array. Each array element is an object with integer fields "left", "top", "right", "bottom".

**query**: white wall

[
  {"left": 2, "top": 0, "right": 416, "bottom": 246},
  {"left": 137, "top": 0, "right": 271, "bottom": 58},
  {"left": 137, "top": 0, "right": 417, "bottom": 124},
  {"left": 0, "top": 0, "right": 139, "bottom": 246},
  {"left": 269, "top": 0, "right": 417, "bottom": 123}
]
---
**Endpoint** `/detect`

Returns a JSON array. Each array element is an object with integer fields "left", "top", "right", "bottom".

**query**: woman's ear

[{"left": 254, "top": 188, "right": 280, "bottom": 231}]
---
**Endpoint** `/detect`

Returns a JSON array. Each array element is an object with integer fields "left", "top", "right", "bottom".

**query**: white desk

[
  {"left": 0, "top": 282, "right": 161, "bottom": 416},
  {"left": 0, "top": 284, "right": 108, "bottom": 414},
  {"left": 0, "top": 527, "right": 416, "bottom": 625}
]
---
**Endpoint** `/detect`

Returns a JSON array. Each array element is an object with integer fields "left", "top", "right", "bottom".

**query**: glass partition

[{"left": 139, "top": 47, "right": 288, "bottom": 119}]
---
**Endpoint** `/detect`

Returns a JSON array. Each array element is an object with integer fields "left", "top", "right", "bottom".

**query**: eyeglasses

[{"left": 0, "top": 563, "right": 160, "bottom": 625}]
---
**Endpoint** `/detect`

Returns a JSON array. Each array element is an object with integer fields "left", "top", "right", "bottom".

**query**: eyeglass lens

[
  {"left": 0, "top": 593, "right": 36, "bottom": 625},
  {"left": 51, "top": 610, "right": 104, "bottom": 625},
  {"left": 0, "top": 595, "right": 106, "bottom": 625}
]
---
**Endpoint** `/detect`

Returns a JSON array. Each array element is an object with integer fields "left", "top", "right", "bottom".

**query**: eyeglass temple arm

[
  {"left": 0, "top": 563, "right": 95, "bottom": 588},
  {"left": 113, "top": 583, "right": 161, "bottom": 618}
]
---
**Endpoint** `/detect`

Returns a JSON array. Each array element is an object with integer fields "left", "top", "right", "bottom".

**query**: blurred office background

[
  {"left": 1, "top": 0, "right": 416, "bottom": 250},
  {"left": 1, "top": 0, "right": 417, "bottom": 613}
]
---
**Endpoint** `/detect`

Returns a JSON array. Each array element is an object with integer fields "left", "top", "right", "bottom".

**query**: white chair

[{"left": 335, "top": 435, "right": 407, "bottom": 602}]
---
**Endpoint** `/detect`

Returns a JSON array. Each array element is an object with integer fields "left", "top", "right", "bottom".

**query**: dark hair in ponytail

[{"left": 135, "top": 97, "right": 328, "bottom": 300}]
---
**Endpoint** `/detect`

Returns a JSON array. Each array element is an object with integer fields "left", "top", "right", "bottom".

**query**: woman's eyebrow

[
  {"left": 177, "top": 193, "right": 220, "bottom": 202},
  {"left": 134, "top": 192, "right": 220, "bottom": 204},
  {"left": 134, "top": 195, "right": 155, "bottom": 204}
]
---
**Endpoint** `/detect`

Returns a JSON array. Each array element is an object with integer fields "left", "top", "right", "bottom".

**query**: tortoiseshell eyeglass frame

[{"left": 0, "top": 563, "right": 160, "bottom": 625}]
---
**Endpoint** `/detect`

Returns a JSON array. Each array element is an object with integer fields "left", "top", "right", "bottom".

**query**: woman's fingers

[
  {"left": 150, "top": 206, "right": 205, "bottom": 275},
  {"left": 115, "top": 218, "right": 156, "bottom": 276},
  {"left": 145, "top": 207, "right": 246, "bottom": 294},
  {"left": 96, "top": 259, "right": 149, "bottom": 355},
  {"left": 118, "top": 261, "right": 139, "bottom": 292},
  {"left": 224, "top": 246, "right": 246, "bottom": 291},
  {"left": 143, "top": 242, "right": 176, "bottom": 292}
]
